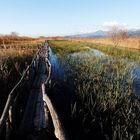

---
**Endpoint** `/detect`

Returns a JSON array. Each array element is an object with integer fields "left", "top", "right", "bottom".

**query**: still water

[{"left": 49, "top": 47, "right": 140, "bottom": 95}]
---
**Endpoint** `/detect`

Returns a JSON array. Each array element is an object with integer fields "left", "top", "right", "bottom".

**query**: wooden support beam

[{"left": 42, "top": 84, "right": 67, "bottom": 140}]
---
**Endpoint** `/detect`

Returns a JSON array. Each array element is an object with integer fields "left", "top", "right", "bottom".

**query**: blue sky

[{"left": 0, "top": 0, "right": 139, "bottom": 36}]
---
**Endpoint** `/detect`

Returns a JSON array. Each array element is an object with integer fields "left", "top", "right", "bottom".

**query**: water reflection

[
  {"left": 132, "top": 66, "right": 140, "bottom": 94},
  {"left": 49, "top": 47, "right": 140, "bottom": 95},
  {"left": 49, "top": 47, "right": 65, "bottom": 81},
  {"left": 70, "top": 48, "right": 106, "bottom": 58}
]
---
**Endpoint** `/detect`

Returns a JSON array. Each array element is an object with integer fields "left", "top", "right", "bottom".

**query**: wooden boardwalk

[{"left": 0, "top": 42, "right": 67, "bottom": 140}]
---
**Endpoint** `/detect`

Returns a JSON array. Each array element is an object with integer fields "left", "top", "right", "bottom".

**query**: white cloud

[
  {"left": 75, "top": 26, "right": 98, "bottom": 34},
  {"left": 103, "top": 21, "right": 127, "bottom": 30}
]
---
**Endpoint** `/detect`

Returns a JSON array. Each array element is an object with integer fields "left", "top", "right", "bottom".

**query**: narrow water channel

[{"left": 48, "top": 47, "right": 75, "bottom": 139}]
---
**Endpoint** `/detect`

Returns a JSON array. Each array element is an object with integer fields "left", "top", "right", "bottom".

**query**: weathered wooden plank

[
  {"left": 17, "top": 42, "right": 51, "bottom": 135},
  {"left": 40, "top": 43, "right": 67, "bottom": 139},
  {"left": 42, "top": 84, "right": 67, "bottom": 140}
]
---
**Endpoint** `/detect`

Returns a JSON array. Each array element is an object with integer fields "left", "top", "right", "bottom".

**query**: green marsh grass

[
  {"left": 48, "top": 40, "right": 90, "bottom": 56},
  {"left": 49, "top": 40, "right": 140, "bottom": 62},
  {"left": 89, "top": 43, "right": 140, "bottom": 62},
  {"left": 66, "top": 56, "right": 139, "bottom": 140},
  {"left": 49, "top": 40, "right": 140, "bottom": 140}
]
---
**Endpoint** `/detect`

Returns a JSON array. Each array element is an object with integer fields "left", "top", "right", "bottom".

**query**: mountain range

[{"left": 65, "top": 29, "right": 140, "bottom": 38}]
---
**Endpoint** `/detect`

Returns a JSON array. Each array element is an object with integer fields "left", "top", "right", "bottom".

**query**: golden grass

[
  {"left": 0, "top": 48, "right": 36, "bottom": 58},
  {"left": 71, "top": 37, "right": 140, "bottom": 50},
  {"left": 0, "top": 36, "right": 46, "bottom": 50},
  {"left": 0, "top": 37, "right": 45, "bottom": 58}
]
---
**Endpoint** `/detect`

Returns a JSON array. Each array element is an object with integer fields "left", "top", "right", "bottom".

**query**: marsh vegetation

[
  {"left": 0, "top": 36, "right": 45, "bottom": 115},
  {"left": 0, "top": 38, "right": 140, "bottom": 140},
  {"left": 49, "top": 40, "right": 140, "bottom": 140}
]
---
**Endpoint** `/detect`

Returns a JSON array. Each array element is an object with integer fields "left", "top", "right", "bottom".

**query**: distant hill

[
  {"left": 128, "top": 29, "right": 140, "bottom": 36},
  {"left": 65, "top": 29, "right": 140, "bottom": 38}
]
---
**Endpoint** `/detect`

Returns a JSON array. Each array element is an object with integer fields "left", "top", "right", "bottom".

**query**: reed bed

[
  {"left": 88, "top": 43, "right": 140, "bottom": 62},
  {"left": 0, "top": 55, "right": 33, "bottom": 116},
  {"left": 0, "top": 39, "right": 41, "bottom": 115},
  {"left": 66, "top": 56, "right": 140, "bottom": 140},
  {"left": 49, "top": 40, "right": 140, "bottom": 62},
  {"left": 72, "top": 37, "right": 140, "bottom": 50},
  {"left": 48, "top": 40, "right": 90, "bottom": 55},
  {"left": 49, "top": 40, "right": 140, "bottom": 140}
]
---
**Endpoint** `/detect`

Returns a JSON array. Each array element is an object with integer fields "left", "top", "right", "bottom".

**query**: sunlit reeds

[{"left": 49, "top": 40, "right": 140, "bottom": 140}]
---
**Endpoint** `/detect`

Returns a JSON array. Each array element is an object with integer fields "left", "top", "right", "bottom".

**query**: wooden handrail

[
  {"left": 0, "top": 46, "right": 41, "bottom": 131},
  {"left": 0, "top": 41, "right": 68, "bottom": 140}
]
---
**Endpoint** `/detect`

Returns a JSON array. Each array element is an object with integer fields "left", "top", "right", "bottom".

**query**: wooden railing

[
  {"left": 0, "top": 41, "right": 67, "bottom": 140},
  {"left": 0, "top": 48, "right": 41, "bottom": 132}
]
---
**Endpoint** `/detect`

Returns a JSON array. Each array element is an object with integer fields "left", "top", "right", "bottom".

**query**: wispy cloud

[{"left": 103, "top": 21, "right": 128, "bottom": 30}]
